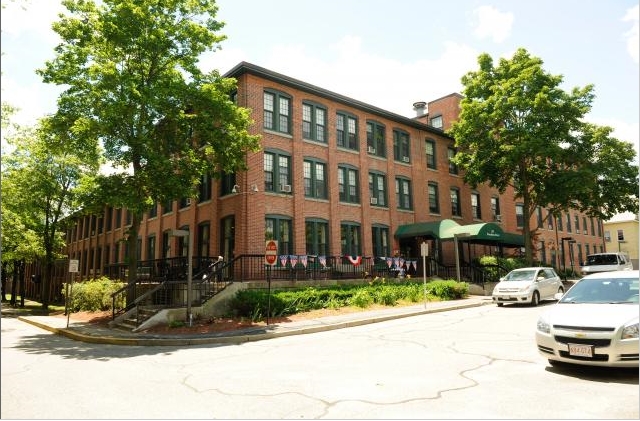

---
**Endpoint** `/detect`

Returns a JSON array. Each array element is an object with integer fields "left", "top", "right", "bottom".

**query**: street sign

[
  {"left": 69, "top": 259, "right": 79, "bottom": 273},
  {"left": 421, "top": 242, "right": 429, "bottom": 257},
  {"left": 265, "top": 240, "right": 278, "bottom": 266}
]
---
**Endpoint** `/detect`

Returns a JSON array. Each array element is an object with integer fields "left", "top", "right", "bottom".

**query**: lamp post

[
  {"left": 171, "top": 229, "right": 193, "bottom": 325},
  {"left": 561, "top": 237, "right": 573, "bottom": 279},
  {"left": 454, "top": 233, "right": 470, "bottom": 283}
]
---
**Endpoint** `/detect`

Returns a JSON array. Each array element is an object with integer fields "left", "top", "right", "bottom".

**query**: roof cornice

[{"left": 224, "top": 61, "right": 451, "bottom": 138}]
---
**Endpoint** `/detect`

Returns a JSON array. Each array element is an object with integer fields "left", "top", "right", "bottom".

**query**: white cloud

[
  {"left": 472, "top": 5, "right": 514, "bottom": 43},
  {"left": 622, "top": 5, "right": 639, "bottom": 64},
  {"left": 0, "top": 0, "right": 64, "bottom": 43},
  {"left": 254, "top": 36, "right": 478, "bottom": 117}
]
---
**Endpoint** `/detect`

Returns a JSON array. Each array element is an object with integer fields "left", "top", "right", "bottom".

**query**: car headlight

[
  {"left": 621, "top": 322, "right": 639, "bottom": 339},
  {"left": 537, "top": 317, "right": 550, "bottom": 334}
]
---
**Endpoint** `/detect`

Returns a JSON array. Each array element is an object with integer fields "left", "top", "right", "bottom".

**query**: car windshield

[
  {"left": 503, "top": 270, "right": 537, "bottom": 281},
  {"left": 559, "top": 277, "right": 639, "bottom": 304},
  {"left": 585, "top": 254, "right": 618, "bottom": 265}
]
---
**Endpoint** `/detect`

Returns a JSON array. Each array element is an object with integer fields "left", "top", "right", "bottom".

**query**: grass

[{"left": 1, "top": 297, "right": 66, "bottom": 316}]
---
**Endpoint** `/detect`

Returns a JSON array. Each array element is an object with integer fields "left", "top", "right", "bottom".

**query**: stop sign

[{"left": 265, "top": 240, "right": 278, "bottom": 265}]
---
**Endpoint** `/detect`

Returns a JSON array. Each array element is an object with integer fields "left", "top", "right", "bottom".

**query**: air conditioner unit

[
  {"left": 402, "top": 156, "right": 410, "bottom": 163},
  {"left": 494, "top": 214, "right": 502, "bottom": 222},
  {"left": 370, "top": 197, "right": 378, "bottom": 205},
  {"left": 281, "top": 184, "right": 292, "bottom": 193},
  {"left": 185, "top": 198, "right": 192, "bottom": 206},
  {"left": 367, "top": 146, "right": 376, "bottom": 154}
]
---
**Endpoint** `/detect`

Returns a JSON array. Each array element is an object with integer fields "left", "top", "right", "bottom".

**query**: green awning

[
  {"left": 447, "top": 222, "right": 524, "bottom": 246},
  {"left": 396, "top": 219, "right": 524, "bottom": 247},
  {"left": 395, "top": 219, "right": 461, "bottom": 239}
]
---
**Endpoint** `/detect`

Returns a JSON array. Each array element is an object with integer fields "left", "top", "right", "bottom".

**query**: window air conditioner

[
  {"left": 367, "top": 146, "right": 376, "bottom": 154},
  {"left": 494, "top": 214, "right": 502, "bottom": 222},
  {"left": 402, "top": 156, "right": 410, "bottom": 163},
  {"left": 370, "top": 197, "right": 378, "bottom": 205},
  {"left": 281, "top": 184, "right": 292, "bottom": 193},
  {"left": 185, "top": 198, "right": 192, "bottom": 206}
]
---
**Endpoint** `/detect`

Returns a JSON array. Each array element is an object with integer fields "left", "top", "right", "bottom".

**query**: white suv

[{"left": 581, "top": 252, "right": 633, "bottom": 275}]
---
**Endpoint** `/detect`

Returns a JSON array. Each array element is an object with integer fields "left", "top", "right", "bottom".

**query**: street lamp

[
  {"left": 170, "top": 229, "right": 193, "bottom": 326},
  {"left": 454, "top": 233, "right": 470, "bottom": 283},
  {"left": 561, "top": 237, "right": 573, "bottom": 279}
]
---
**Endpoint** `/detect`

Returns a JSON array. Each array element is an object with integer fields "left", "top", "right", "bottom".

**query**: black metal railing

[
  {"left": 109, "top": 256, "right": 230, "bottom": 321},
  {"left": 108, "top": 254, "right": 506, "bottom": 322}
]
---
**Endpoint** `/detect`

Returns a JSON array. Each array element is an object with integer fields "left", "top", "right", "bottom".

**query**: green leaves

[
  {"left": 34, "top": 0, "right": 262, "bottom": 282},
  {"left": 449, "top": 48, "right": 639, "bottom": 264}
]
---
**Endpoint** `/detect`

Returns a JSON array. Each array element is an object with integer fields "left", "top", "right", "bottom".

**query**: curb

[{"left": 16, "top": 299, "right": 490, "bottom": 346}]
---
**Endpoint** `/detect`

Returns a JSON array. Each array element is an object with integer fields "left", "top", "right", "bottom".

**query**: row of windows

[
  {"left": 73, "top": 213, "right": 606, "bottom": 273},
  {"left": 537, "top": 241, "right": 605, "bottom": 268},
  {"left": 604, "top": 229, "right": 627, "bottom": 242},
  {"left": 75, "top": 218, "right": 391, "bottom": 268},
  {"left": 263, "top": 91, "right": 459, "bottom": 173},
  {"left": 520, "top": 205, "right": 603, "bottom": 236}
]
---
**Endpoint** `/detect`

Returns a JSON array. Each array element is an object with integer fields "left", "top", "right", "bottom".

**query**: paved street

[{"left": 2, "top": 303, "right": 638, "bottom": 419}]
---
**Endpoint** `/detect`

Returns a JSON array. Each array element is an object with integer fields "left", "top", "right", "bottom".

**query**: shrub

[
  {"left": 349, "top": 289, "right": 374, "bottom": 308},
  {"left": 426, "top": 280, "right": 469, "bottom": 300},
  {"left": 62, "top": 277, "right": 126, "bottom": 312},
  {"left": 228, "top": 280, "right": 469, "bottom": 320}
]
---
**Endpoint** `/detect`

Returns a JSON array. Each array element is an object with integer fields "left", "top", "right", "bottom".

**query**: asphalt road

[{"left": 2, "top": 303, "right": 638, "bottom": 419}]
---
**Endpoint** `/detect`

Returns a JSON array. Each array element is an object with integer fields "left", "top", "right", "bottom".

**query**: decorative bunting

[
  {"left": 386, "top": 257, "right": 392, "bottom": 268},
  {"left": 318, "top": 256, "right": 327, "bottom": 267},
  {"left": 279, "top": 255, "right": 288, "bottom": 266},
  {"left": 347, "top": 255, "right": 362, "bottom": 266},
  {"left": 289, "top": 255, "right": 299, "bottom": 267},
  {"left": 300, "top": 255, "right": 308, "bottom": 267}
]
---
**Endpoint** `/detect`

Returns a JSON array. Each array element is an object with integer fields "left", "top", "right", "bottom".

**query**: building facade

[
  {"left": 603, "top": 213, "right": 639, "bottom": 269},
  {"left": 58, "top": 62, "right": 605, "bottom": 282}
]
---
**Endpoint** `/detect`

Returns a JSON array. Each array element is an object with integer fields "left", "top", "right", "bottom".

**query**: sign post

[
  {"left": 421, "top": 242, "right": 429, "bottom": 308},
  {"left": 265, "top": 240, "right": 278, "bottom": 325},
  {"left": 66, "top": 259, "right": 79, "bottom": 328}
]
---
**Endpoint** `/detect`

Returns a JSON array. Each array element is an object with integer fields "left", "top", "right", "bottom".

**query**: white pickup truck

[{"left": 580, "top": 252, "right": 633, "bottom": 275}]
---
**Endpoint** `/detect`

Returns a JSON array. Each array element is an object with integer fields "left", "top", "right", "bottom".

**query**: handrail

[{"left": 110, "top": 257, "right": 233, "bottom": 324}]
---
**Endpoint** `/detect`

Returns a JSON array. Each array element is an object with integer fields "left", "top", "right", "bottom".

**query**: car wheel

[
  {"left": 531, "top": 291, "right": 540, "bottom": 306},
  {"left": 557, "top": 287, "right": 564, "bottom": 296},
  {"left": 497, "top": 302, "right": 504, "bottom": 307}
]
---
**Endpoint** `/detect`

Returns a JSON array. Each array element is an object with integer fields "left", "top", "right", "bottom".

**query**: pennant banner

[
  {"left": 289, "top": 255, "right": 299, "bottom": 267},
  {"left": 347, "top": 255, "right": 362, "bottom": 266}
]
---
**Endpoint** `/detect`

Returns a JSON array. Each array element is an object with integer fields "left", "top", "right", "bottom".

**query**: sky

[{"left": 2, "top": 0, "right": 639, "bottom": 161}]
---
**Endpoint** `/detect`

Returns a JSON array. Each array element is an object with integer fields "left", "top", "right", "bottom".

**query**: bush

[
  {"left": 426, "top": 280, "right": 469, "bottom": 300},
  {"left": 228, "top": 279, "right": 469, "bottom": 320},
  {"left": 349, "top": 289, "right": 374, "bottom": 308},
  {"left": 62, "top": 277, "right": 126, "bottom": 312}
]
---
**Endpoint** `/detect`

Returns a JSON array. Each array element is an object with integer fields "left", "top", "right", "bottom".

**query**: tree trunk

[{"left": 125, "top": 213, "right": 142, "bottom": 306}]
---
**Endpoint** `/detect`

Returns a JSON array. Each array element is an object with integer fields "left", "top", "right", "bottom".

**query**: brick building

[{"left": 58, "top": 61, "right": 605, "bottom": 283}]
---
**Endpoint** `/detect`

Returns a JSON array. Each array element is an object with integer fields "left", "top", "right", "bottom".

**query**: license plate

[{"left": 568, "top": 343, "right": 594, "bottom": 358}]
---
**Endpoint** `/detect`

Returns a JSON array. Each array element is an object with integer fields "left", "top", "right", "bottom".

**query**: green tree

[
  {"left": 449, "top": 48, "right": 638, "bottom": 265},
  {"left": 2, "top": 118, "right": 101, "bottom": 308},
  {"left": 37, "top": 0, "right": 261, "bottom": 288}
]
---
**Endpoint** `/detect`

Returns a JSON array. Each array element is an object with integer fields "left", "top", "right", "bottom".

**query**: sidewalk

[{"left": 4, "top": 296, "right": 494, "bottom": 346}]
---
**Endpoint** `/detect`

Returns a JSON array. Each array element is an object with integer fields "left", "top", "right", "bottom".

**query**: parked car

[
  {"left": 492, "top": 267, "right": 564, "bottom": 306},
  {"left": 580, "top": 252, "right": 633, "bottom": 275},
  {"left": 536, "top": 270, "right": 639, "bottom": 368}
]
